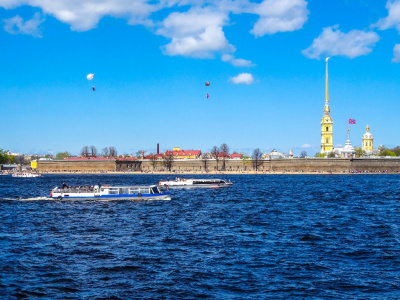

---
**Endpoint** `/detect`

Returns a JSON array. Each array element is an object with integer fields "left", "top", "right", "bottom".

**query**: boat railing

[{"left": 54, "top": 187, "right": 96, "bottom": 193}]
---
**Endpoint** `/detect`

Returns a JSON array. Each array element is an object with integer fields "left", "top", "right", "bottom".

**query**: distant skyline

[{"left": 1, "top": 0, "right": 399, "bottom": 156}]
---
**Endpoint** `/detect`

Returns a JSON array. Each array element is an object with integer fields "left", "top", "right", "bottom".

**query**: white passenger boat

[
  {"left": 159, "top": 178, "right": 233, "bottom": 188},
  {"left": 12, "top": 172, "right": 41, "bottom": 178},
  {"left": 50, "top": 185, "right": 171, "bottom": 200}
]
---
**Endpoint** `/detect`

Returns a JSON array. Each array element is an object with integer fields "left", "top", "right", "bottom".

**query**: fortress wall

[
  {"left": 37, "top": 160, "right": 117, "bottom": 171},
  {"left": 36, "top": 158, "right": 400, "bottom": 173},
  {"left": 350, "top": 158, "right": 400, "bottom": 172}
]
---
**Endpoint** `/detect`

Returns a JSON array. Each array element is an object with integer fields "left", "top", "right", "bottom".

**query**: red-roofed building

[
  {"left": 230, "top": 153, "right": 243, "bottom": 159},
  {"left": 164, "top": 147, "right": 201, "bottom": 159},
  {"left": 144, "top": 154, "right": 164, "bottom": 160},
  {"left": 216, "top": 152, "right": 230, "bottom": 158}
]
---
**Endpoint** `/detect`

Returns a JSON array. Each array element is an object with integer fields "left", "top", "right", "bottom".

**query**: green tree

[
  {"left": 0, "top": 149, "right": 10, "bottom": 164},
  {"left": 315, "top": 153, "right": 325, "bottom": 157},
  {"left": 391, "top": 146, "right": 400, "bottom": 156},
  {"left": 327, "top": 151, "right": 336, "bottom": 158},
  {"left": 379, "top": 149, "right": 396, "bottom": 156},
  {"left": 56, "top": 151, "right": 70, "bottom": 160},
  {"left": 354, "top": 147, "right": 366, "bottom": 158}
]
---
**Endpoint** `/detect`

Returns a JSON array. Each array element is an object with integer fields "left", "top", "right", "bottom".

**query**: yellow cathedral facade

[
  {"left": 320, "top": 57, "right": 333, "bottom": 154},
  {"left": 362, "top": 125, "right": 374, "bottom": 152}
]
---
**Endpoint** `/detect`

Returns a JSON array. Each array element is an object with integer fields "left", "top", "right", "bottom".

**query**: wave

[{"left": 0, "top": 197, "right": 53, "bottom": 201}]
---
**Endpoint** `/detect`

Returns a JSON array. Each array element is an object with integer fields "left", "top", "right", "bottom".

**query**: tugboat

[{"left": 50, "top": 184, "right": 171, "bottom": 200}]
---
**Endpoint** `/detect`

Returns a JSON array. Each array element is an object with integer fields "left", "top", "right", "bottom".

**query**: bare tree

[
  {"left": 81, "top": 146, "right": 89, "bottom": 157},
  {"left": 220, "top": 143, "right": 229, "bottom": 171},
  {"left": 90, "top": 145, "right": 97, "bottom": 157},
  {"left": 252, "top": 148, "right": 263, "bottom": 171},
  {"left": 15, "top": 155, "right": 25, "bottom": 165},
  {"left": 149, "top": 153, "right": 158, "bottom": 171},
  {"left": 109, "top": 147, "right": 117, "bottom": 157},
  {"left": 163, "top": 152, "right": 174, "bottom": 171},
  {"left": 202, "top": 152, "right": 210, "bottom": 172},
  {"left": 101, "top": 147, "right": 110, "bottom": 157},
  {"left": 136, "top": 150, "right": 145, "bottom": 159},
  {"left": 211, "top": 146, "right": 220, "bottom": 171},
  {"left": 300, "top": 151, "right": 308, "bottom": 158}
]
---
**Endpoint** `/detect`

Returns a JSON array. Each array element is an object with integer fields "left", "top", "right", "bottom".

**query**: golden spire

[
  {"left": 323, "top": 57, "right": 330, "bottom": 116},
  {"left": 325, "top": 57, "right": 330, "bottom": 102}
]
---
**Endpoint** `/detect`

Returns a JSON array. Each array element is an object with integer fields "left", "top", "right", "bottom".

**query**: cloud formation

[
  {"left": 0, "top": 0, "right": 310, "bottom": 61},
  {"left": 302, "top": 25, "right": 379, "bottom": 59},
  {"left": 392, "top": 44, "right": 400, "bottom": 62},
  {"left": 230, "top": 73, "right": 254, "bottom": 84},
  {"left": 0, "top": 0, "right": 159, "bottom": 31},
  {"left": 375, "top": 0, "right": 400, "bottom": 32},
  {"left": 157, "top": 8, "right": 233, "bottom": 58},
  {"left": 3, "top": 12, "right": 44, "bottom": 37},
  {"left": 250, "top": 0, "right": 309, "bottom": 36},
  {"left": 221, "top": 54, "right": 253, "bottom": 66}
]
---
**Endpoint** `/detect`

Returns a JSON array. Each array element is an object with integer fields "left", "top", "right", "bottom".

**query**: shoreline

[{"left": 3, "top": 170, "right": 398, "bottom": 175}]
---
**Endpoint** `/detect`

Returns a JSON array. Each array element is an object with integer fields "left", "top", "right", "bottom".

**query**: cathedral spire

[
  {"left": 324, "top": 57, "right": 330, "bottom": 116},
  {"left": 325, "top": 57, "right": 329, "bottom": 102},
  {"left": 320, "top": 57, "right": 333, "bottom": 154}
]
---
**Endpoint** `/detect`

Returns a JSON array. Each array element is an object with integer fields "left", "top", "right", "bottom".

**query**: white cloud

[
  {"left": 157, "top": 8, "right": 234, "bottom": 58},
  {"left": 0, "top": 0, "right": 309, "bottom": 60},
  {"left": 250, "top": 0, "right": 309, "bottom": 37},
  {"left": 301, "top": 144, "right": 311, "bottom": 148},
  {"left": 230, "top": 73, "right": 254, "bottom": 84},
  {"left": 302, "top": 25, "right": 380, "bottom": 59},
  {"left": 0, "top": 0, "right": 159, "bottom": 31},
  {"left": 221, "top": 54, "right": 253, "bottom": 66},
  {"left": 392, "top": 44, "right": 400, "bottom": 62},
  {"left": 375, "top": 0, "right": 400, "bottom": 32},
  {"left": 3, "top": 12, "right": 44, "bottom": 37}
]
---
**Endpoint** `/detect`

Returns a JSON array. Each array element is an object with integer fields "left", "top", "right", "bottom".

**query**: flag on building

[{"left": 348, "top": 118, "right": 356, "bottom": 124}]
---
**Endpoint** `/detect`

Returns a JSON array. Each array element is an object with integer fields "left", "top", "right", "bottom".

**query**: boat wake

[{"left": 0, "top": 197, "right": 53, "bottom": 201}]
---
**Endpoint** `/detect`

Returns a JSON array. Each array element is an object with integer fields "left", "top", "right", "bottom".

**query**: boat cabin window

[
  {"left": 108, "top": 188, "right": 119, "bottom": 195},
  {"left": 129, "top": 188, "right": 140, "bottom": 194},
  {"left": 151, "top": 186, "right": 159, "bottom": 194}
]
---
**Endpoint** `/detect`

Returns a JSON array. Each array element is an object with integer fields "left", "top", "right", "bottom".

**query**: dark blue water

[{"left": 1, "top": 174, "right": 400, "bottom": 299}]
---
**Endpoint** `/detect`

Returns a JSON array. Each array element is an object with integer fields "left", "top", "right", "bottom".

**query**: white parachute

[{"left": 87, "top": 73, "right": 94, "bottom": 80}]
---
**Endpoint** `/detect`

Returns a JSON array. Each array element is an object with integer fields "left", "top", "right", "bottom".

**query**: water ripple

[{"left": 0, "top": 174, "right": 400, "bottom": 298}]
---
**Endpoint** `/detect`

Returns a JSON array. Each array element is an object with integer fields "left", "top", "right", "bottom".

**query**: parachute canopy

[
  {"left": 87, "top": 73, "right": 94, "bottom": 80},
  {"left": 205, "top": 81, "right": 210, "bottom": 86}
]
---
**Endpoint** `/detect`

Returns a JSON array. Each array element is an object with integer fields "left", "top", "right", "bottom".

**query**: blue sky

[{"left": 1, "top": 0, "right": 399, "bottom": 156}]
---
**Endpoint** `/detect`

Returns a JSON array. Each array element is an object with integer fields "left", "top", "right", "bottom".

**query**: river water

[{"left": 0, "top": 174, "right": 399, "bottom": 299}]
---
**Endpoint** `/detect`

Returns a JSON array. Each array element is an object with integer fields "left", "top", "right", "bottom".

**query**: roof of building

[
  {"left": 64, "top": 157, "right": 138, "bottom": 161},
  {"left": 165, "top": 149, "right": 201, "bottom": 156}
]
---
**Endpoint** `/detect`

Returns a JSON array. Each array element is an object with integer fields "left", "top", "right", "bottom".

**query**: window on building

[
  {"left": 370, "top": 142, "right": 372, "bottom": 146},
  {"left": 326, "top": 127, "right": 329, "bottom": 132},
  {"left": 366, "top": 142, "right": 368, "bottom": 146},
  {"left": 326, "top": 138, "right": 329, "bottom": 143}
]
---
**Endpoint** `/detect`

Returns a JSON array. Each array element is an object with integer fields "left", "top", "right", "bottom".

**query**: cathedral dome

[{"left": 362, "top": 125, "right": 373, "bottom": 139}]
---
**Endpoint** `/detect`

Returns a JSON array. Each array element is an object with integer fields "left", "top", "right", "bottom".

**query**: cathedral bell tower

[
  {"left": 362, "top": 125, "right": 373, "bottom": 153},
  {"left": 320, "top": 57, "right": 333, "bottom": 154}
]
